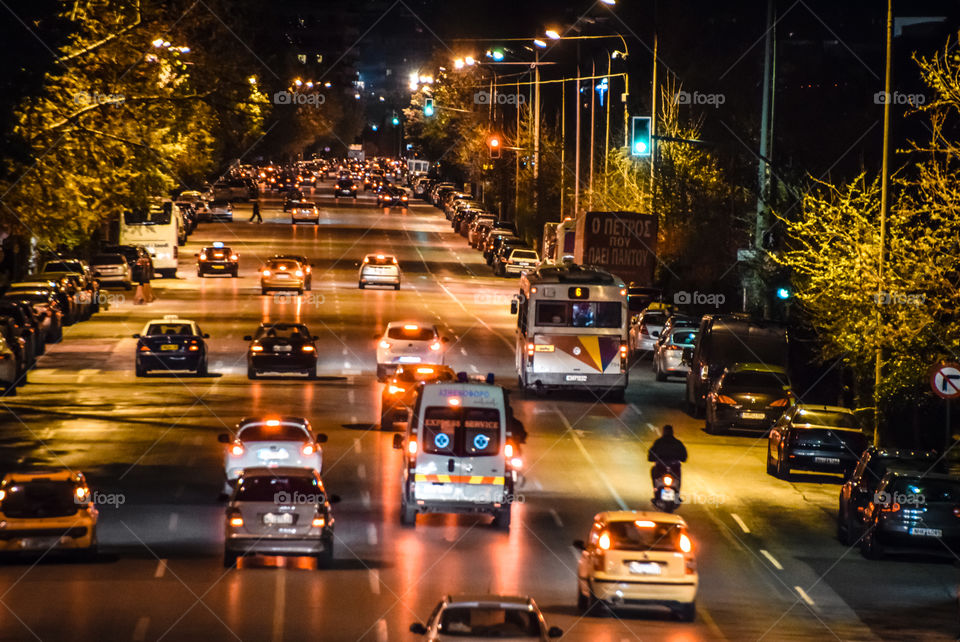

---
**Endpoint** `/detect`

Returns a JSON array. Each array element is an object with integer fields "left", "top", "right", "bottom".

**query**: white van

[{"left": 393, "top": 382, "right": 520, "bottom": 529}]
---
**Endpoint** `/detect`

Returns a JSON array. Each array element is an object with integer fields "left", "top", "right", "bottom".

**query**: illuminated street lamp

[
  {"left": 454, "top": 58, "right": 465, "bottom": 69},
  {"left": 545, "top": 29, "right": 561, "bottom": 40}
]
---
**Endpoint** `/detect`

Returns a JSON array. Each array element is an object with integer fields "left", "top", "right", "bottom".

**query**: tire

[
  {"left": 358, "top": 282, "right": 365, "bottom": 289},
  {"left": 135, "top": 363, "right": 146, "bottom": 377},
  {"left": 577, "top": 587, "right": 590, "bottom": 613},
  {"left": 676, "top": 602, "right": 696, "bottom": 622},
  {"left": 861, "top": 528, "right": 884, "bottom": 560},
  {"left": 197, "top": 271, "right": 203, "bottom": 278},
  {"left": 247, "top": 366, "right": 257, "bottom": 380},
  {"left": 380, "top": 412, "right": 394, "bottom": 431},
  {"left": 776, "top": 456, "right": 789, "bottom": 479},
  {"left": 654, "top": 361, "right": 667, "bottom": 381},
  {"left": 400, "top": 501, "right": 416, "bottom": 526},
  {"left": 492, "top": 507, "right": 511, "bottom": 530},
  {"left": 223, "top": 550, "right": 238, "bottom": 568},
  {"left": 197, "top": 360, "right": 208, "bottom": 377},
  {"left": 123, "top": 281, "right": 132, "bottom": 291},
  {"left": 1, "top": 383, "right": 16, "bottom": 397},
  {"left": 297, "top": 289, "right": 304, "bottom": 296},
  {"left": 232, "top": 270, "right": 238, "bottom": 278},
  {"left": 766, "top": 448, "right": 777, "bottom": 476},
  {"left": 393, "top": 284, "right": 400, "bottom": 291},
  {"left": 316, "top": 538, "right": 333, "bottom": 568},
  {"left": 261, "top": 288, "right": 268, "bottom": 295}
]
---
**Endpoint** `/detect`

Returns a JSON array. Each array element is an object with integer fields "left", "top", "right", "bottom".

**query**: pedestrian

[{"left": 249, "top": 199, "right": 262, "bottom": 223}]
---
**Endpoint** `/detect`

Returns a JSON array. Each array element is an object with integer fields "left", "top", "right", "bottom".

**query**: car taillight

[
  {"left": 311, "top": 515, "right": 326, "bottom": 528},
  {"left": 301, "top": 345, "right": 315, "bottom": 352},
  {"left": 388, "top": 384, "right": 405, "bottom": 394},
  {"left": 230, "top": 444, "right": 244, "bottom": 456},
  {"left": 295, "top": 270, "right": 304, "bottom": 277},
  {"left": 430, "top": 341, "right": 441, "bottom": 351},
  {"left": 188, "top": 345, "right": 199, "bottom": 352},
  {"left": 880, "top": 502, "right": 901, "bottom": 513},
  {"left": 408, "top": 440, "right": 418, "bottom": 455},
  {"left": 250, "top": 345, "right": 263, "bottom": 352},
  {"left": 526, "top": 343, "right": 535, "bottom": 356},
  {"left": 228, "top": 513, "right": 244, "bottom": 528},
  {"left": 302, "top": 444, "right": 315, "bottom": 456},
  {"left": 679, "top": 533, "right": 693, "bottom": 553},
  {"left": 262, "top": 269, "right": 271, "bottom": 277},
  {"left": 139, "top": 345, "right": 149, "bottom": 352},
  {"left": 619, "top": 343, "right": 628, "bottom": 358},
  {"left": 769, "top": 397, "right": 790, "bottom": 407},
  {"left": 666, "top": 344, "right": 682, "bottom": 351},
  {"left": 663, "top": 475, "right": 674, "bottom": 486},
  {"left": 379, "top": 340, "right": 391, "bottom": 349},
  {"left": 717, "top": 395, "right": 738, "bottom": 405}
]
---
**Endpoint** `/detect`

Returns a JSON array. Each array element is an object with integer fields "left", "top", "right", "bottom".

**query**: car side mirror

[
  {"left": 548, "top": 626, "right": 563, "bottom": 638},
  {"left": 409, "top": 623, "right": 428, "bottom": 635},
  {"left": 510, "top": 299, "right": 518, "bottom": 315},
  {"left": 132, "top": 334, "right": 140, "bottom": 339},
  {"left": 393, "top": 434, "right": 404, "bottom": 450},
  {"left": 315, "top": 433, "right": 328, "bottom": 443},
  {"left": 243, "top": 335, "right": 252, "bottom": 341},
  {"left": 217, "top": 433, "right": 231, "bottom": 443},
  {"left": 203, "top": 333, "right": 210, "bottom": 339},
  {"left": 572, "top": 539, "right": 586, "bottom": 551}
]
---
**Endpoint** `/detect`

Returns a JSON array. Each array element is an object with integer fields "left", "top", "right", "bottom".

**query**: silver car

[
  {"left": 629, "top": 309, "right": 668, "bottom": 356},
  {"left": 223, "top": 467, "right": 338, "bottom": 568},
  {"left": 359, "top": 253, "right": 401, "bottom": 290},
  {"left": 653, "top": 327, "right": 699, "bottom": 381},
  {"left": 91, "top": 253, "right": 132, "bottom": 289},
  {"left": 219, "top": 417, "right": 326, "bottom": 490},
  {"left": 410, "top": 594, "right": 562, "bottom": 641}
]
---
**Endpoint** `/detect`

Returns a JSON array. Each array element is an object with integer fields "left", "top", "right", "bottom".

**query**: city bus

[
  {"left": 119, "top": 200, "right": 180, "bottom": 278},
  {"left": 511, "top": 264, "right": 629, "bottom": 399}
]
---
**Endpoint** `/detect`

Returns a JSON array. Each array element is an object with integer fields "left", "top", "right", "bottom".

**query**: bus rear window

[
  {"left": 124, "top": 206, "right": 171, "bottom": 226},
  {"left": 535, "top": 301, "right": 621, "bottom": 328}
]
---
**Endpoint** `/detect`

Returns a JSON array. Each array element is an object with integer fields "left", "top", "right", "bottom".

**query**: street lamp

[{"left": 533, "top": 39, "right": 547, "bottom": 49}]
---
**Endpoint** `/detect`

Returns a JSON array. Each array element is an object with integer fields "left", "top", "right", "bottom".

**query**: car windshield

[
  {"left": 93, "top": 254, "right": 126, "bottom": 265},
  {"left": 387, "top": 326, "right": 435, "bottom": 341},
  {"left": 890, "top": 478, "right": 960, "bottom": 503},
  {"left": 438, "top": 606, "right": 539, "bottom": 637},
  {"left": 397, "top": 367, "right": 455, "bottom": 383},
  {"left": 723, "top": 371, "right": 789, "bottom": 390},
  {"left": 146, "top": 323, "right": 194, "bottom": 336},
  {"left": 43, "top": 261, "right": 80, "bottom": 272},
  {"left": 606, "top": 521, "right": 687, "bottom": 552},
  {"left": 511, "top": 251, "right": 538, "bottom": 260},
  {"left": 238, "top": 424, "right": 309, "bottom": 442},
  {"left": 235, "top": 475, "right": 320, "bottom": 502},
  {"left": 794, "top": 410, "right": 858, "bottom": 429},
  {"left": 1, "top": 481, "right": 79, "bottom": 518},
  {"left": 366, "top": 256, "right": 396, "bottom": 266},
  {"left": 205, "top": 247, "right": 231, "bottom": 254},
  {"left": 256, "top": 324, "right": 311, "bottom": 340},
  {"left": 670, "top": 330, "right": 698, "bottom": 346}
]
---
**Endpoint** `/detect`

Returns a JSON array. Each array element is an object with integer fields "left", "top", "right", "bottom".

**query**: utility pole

[
  {"left": 750, "top": 0, "right": 775, "bottom": 313},
  {"left": 515, "top": 78, "right": 521, "bottom": 217},
  {"left": 604, "top": 56, "right": 612, "bottom": 190},
  {"left": 574, "top": 66, "right": 581, "bottom": 216},
  {"left": 560, "top": 79, "right": 566, "bottom": 218},
  {"left": 589, "top": 59, "right": 596, "bottom": 209},
  {"left": 533, "top": 48, "right": 541, "bottom": 212},
  {"left": 649, "top": 0, "right": 658, "bottom": 205},
  {"left": 875, "top": 0, "right": 893, "bottom": 444}
]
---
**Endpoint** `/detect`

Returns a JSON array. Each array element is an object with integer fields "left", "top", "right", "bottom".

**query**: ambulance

[{"left": 393, "top": 381, "right": 521, "bottom": 529}]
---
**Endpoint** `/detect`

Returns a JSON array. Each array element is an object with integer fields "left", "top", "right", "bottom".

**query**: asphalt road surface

[{"left": 0, "top": 187, "right": 955, "bottom": 641}]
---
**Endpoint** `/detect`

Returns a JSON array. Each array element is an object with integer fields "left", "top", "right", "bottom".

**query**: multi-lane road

[{"left": 0, "top": 189, "right": 955, "bottom": 641}]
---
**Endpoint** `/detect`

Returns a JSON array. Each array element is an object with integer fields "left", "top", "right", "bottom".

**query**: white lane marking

[
  {"left": 357, "top": 464, "right": 367, "bottom": 480},
  {"left": 154, "top": 559, "right": 167, "bottom": 578},
  {"left": 645, "top": 422, "right": 659, "bottom": 434},
  {"left": 549, "top": 509, "right": 564, "bottom": 528},
  {"left": 354, "top": 438, "right": 362, "bottom": 454},
  {"left": 730, "top": 513, "right": 750, "bottom": 534},
  {"left": 760, "top": 549, "right": 783, "bottom": 570},
  {"left": 368, "top": 569, "right": 381, "bottom": 595},
  {"left": 376, "top": 619, "right": 388, "bottom": 642},
  {"left": 168, "top": 513, "right": 179, "bottom": 532},
  {"left": 272, "top": 570, "right": 286, "bottom": 642},
  {"left": 460, "top": 347, "right": 468, "bottom": 356},
  {"left": 367, "top": 523, "right": 378, "bottom": 546},
  {"left": 132, "top": 616, "right": 150, "bottom": 641},
  {"left": 699, "top": 606, "right": 727, "bottom": 640},
  {"left": 342, "top": 347, "right": 349, "bottom": 355},
  {"left": 554, "top": 405, "right": 628, "bottom": 510},
  {"left": 361, "top": 490, "right": 371, "bottom": 508},
  {"left": 469, "top": 365, "right": 479, "bottom": 373},
  {"left": 794, "top": 586, "right": 815, "bottom": 607}
]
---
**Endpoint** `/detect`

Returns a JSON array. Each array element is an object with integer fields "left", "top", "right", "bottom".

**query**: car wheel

[
  {"left": 197, "top": 360, "right": 208, "bottom": 377},
  {"left": 393, "top": 284, "right": 400, "bottom": 291},
  {"left": 676, "top": 602, "right": 696, "bottom": 622},
  {"left": 376, "top": 364, "right": 388, "bottom": 380},
  {"left": 400, "top": 499, "right": 416, "bottom": 526},
  {"left": 297, "top": 289, "right": 304, "bottom": 295},
  {"left": 766, "top": 447, "right": 777, "bottom": 475},
  {"left": 776, "top": 455, "right": 789, "bottom": 479},
  {"left": 358, "top": 282, "right": 365, "bottom": 289},
  {"left": 124, "top": 281, "right": 133, "bottom": 291},
  {"left": 223, "top": 550, "right": 239, "bottom": 568},
  {"left": 380, "top": 412, "right": 394, "bottom": 431},
  {"left": 704, "top": 411, "right": 717, "bottom": 435},
  {"left": 654, "top": 362, "right": 667, "bottom": 382},
  {"left": 232, "top": 270, "right": 238, "bottom": 278},
  {"left": 861, "top": 528, "right": 884, "bottom": 560},
  {"left": 135, "top": 362, "right": 146, "bottom": 377},
  {"left": 1, "top": 383, "right": 16, "bottom": 397},
  {"left": 197, "top": 271, "right": 203, "bottom": 277},
  {"left": 491, "top": 507, "right": 511, "bottom": 530},
  {"left": 247, "top": 366, "right": 257, "bottom": 380},
  {"left": 576, "top": 587, "right": 590, "bottom": 613},
  {"left": 316, "top": 538, "right": 334, "bottom": 568},
  {"left": 261, "top": 288, "right": 268, "bottom": 295}
]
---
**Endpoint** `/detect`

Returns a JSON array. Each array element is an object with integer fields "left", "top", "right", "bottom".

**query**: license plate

[
  {"left": 273, "top": 345, "right": 292, "bottom": 352},
  {"left": 909, "top": 527, "right": 942, "bottom": 537},
  {"left": 262, "top": 513, "right": 294, "bottom": 525},
  {"left": 212, "top": 265, "right": 224, "bottom": 269},
  {"left": 741, "top": 411, "right": 765, "bottom": 420},
  {"left": 628, "top": 561, "right": 662, "bottom": 575},
  {"left": 258, "top": 448, "right": 288, "bottom": 460},
  {"left": 161, "top": 344, "right": 179, "bottom": 351},
  {"left": 566, "top": 375, "right": 588, "bottom": 382},
  {"left": 276, "top": 273, "right": 289, "bottom": 279},
  {"left": 277, "top": 527, "right": 297, "bottom": 535},
  {"left": 660, "top": 488, "right": 676, "bottom": 502},
  {"left": 814, "top": 457, "right": 840, "bottom": 465},
  {"left": 398, "top": 356, "right": 421, "bottom": 363}
]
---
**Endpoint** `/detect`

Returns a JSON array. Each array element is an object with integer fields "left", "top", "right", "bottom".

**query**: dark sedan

[
  {"left": 860, "top": 471, "right": 960, "bottom": 559},
  {"left": 705, "top": 364, "right": 793, "bottom": 434},
  {"left": 334, "top": 178, "right": 358, "bottom": 198},
  {"left": 133, "top": 316, "right": 210, "bottom": 376},
  {"left": 376, "top": 186, "right": 408, "bottom": 208},
  {"left": 767, "top": 405, "right": 869, "bottom": 479},
  {"left": 245, "top": 323, "right": 318, "bottom": 379}
]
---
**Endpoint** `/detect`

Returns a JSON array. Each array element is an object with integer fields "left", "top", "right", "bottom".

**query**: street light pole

[
  {"left": 560, "top": 78, "right": 566, "bottom": 219},
  {"left": 574, "top": 66, "right": 581, "bottom": 216},
  {"left": 875, "top": 0, "right": 893, "bottom": 443},
  {"left": 604, "top": 55, "right": 611, "bottom": 189},
  {"left": 589, "top": 59, "right": 596, "bottom": 209}
]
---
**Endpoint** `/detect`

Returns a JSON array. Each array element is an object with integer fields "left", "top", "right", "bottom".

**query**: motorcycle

[{"left": 651, "top": 463, "right": 682, "bottom": 513}]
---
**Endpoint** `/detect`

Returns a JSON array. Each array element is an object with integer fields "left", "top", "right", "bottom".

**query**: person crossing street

[{"left": 249, "top": 199, "right": 262, "bottom": 223}]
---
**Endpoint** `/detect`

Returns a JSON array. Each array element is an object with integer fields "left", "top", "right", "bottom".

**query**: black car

[
  {"left": 334, "top": 178, "right": 358, "bottom": 198},
  {"left": 103, "top": 245, "right": 154, "bottom": 283},
  {"left": 2, "top": 291, "right": 63, "bottom": 344},
  {"left": 245, "top": 323, "right": 318, "bottom": 379},
  {"left": 0, "top": 299, "right": 45, "bottom": 356},
  {"left": 705, "top": 363, "right": 793, "bottom": 434},
  {"left": 133, "top": 316, "right": 209, "bottom": 376},
  {"left": 376, "top": 186, "right": 408, "bottom": 208},
  {"left": 493, "top": 239, "right": 531, "bottom": 276},
  {"left": 485, "top": 234, "right": 520, "bottom": 265},
  {"left": 0, "top": 316, "right": 29, "bottom": 385},
  {"left": 860, "top": 470, "right": 960, "bottom": 559},
  {"left": 766, "top": 405, "right": 869, "bottom": 479},
  {"left": 196, "top": 243, "right": 239, "bottom": 277},
  {"left": 283, "top": 189, "right": 305, "bottom": 212},
  {"left": 837, "top": 447, "right": 942, "bottom": 545}
]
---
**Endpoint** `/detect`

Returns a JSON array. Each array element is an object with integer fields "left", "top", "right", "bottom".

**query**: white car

[
  {"left": 376, "top": 322, "right": 447, "bottom": 379},
  {"left": 219, "top": 417, "right": 326, "bottom": 490},
  {"left": 575, "top": 511, "right": 698, "bottom": 621},
  {"left": 359, "top": 253, "right": 401, "bottom": 290},
  {"left": 410, "top": 595, "right": 563, "bottom": 640},
  {"left": 91, "top": 252, "right": 132, "bottom": 289},
  {"left": 629, "top": 309, "right": 668, "bottom": 355},
  {"left": 290, "top": 201, "right": 320, "bottom": 224}
]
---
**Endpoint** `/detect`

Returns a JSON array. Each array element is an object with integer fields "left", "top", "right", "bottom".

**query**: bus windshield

[{"left": 535, "top": 301, "right": 621, "bottom": 328}]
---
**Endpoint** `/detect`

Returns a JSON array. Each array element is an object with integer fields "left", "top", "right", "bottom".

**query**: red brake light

[
  {"left": 717, "top": 395, "right": 738, "bottom": 405},
  {"left": 301, "top": 345, "right": 315, "bottom": 352},
  {"left": 230, "top": 444, "right": 244, "bottom": 456},
  {"left": 769, "top": 397, "right": 790, "bottom": 407}
]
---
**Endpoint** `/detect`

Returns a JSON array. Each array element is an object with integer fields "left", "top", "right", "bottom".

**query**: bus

[
  {"left": 119, "top": 201, "right": 180, "bottom": 278},
  {"left": 511, "top": 264, "right": 629, "bottom": 399}
]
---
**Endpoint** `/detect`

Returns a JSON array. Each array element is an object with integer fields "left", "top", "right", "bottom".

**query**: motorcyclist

[{"left": 647, "top": 424, "right": 687, "bottom": 487}]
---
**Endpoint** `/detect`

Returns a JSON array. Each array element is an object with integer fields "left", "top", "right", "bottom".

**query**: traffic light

[
  {"left": 488, "top": 136, "right": 501, "bottom": 159},
  {"left": 630, "top": 116, "right": 651, "bottom": 157},
  {"left": 775, "top": 287, "right": 792, "bottom": 300},
  {"left": 423, "top": 98, "right": 434, "bottom": 117},
  {"left": 391, "top": 115, "right": 400, "bottom": 126}
]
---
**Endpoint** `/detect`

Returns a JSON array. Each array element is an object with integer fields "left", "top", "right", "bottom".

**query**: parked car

[
  {"left": 0, "top": 299, "right": 45, "bottom": 356},
  {"left": 704, "top": 363, "right": 793, "bottom": 434},
  {"left": 766, "top": 405, "right": 869, "bottom": 479},
  {"left": 90, "top": 253, "right": 132, "bottom": 290},
  {"left": 653, "top": 327, "right": 699, "bottom": 381},
  {"left": 500, "top": 248, "right": 539, "bottom": 277},
  {"left": 1, "top": 291, "right": 63, "bottom": 344},
  {"left": 103, "top": 245, "right": 154, "bottom": 283}
]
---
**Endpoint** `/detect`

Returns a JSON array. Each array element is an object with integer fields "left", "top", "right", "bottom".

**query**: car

[
  {"left": 500, "top": 247, "right": 538, "bottom": 277},
  {"left": 358, "top": 253, "right": 401, "bottom": 290},
  {"left": 0, "top": 470, "right": 98, "bottom": 557},
  {"left": 0, "top": 299, "right": 45, "bottom": 356},
  {"left": 2, "top": 291, "right": 63, "bottom": 344},
  {"left": 260, "top": 258, "right": 307, "bottom": 294},
  {"left": 767, "top": 405, "right": 869, "bottom": 479},
  {"left": 860, "top": 470, "right": 960, "bottom": 560},
  {"left": 376, "top": 322, "right": 447, "bottom": 379},
  {"left": 380, "top": 364, "right": 457, "bottom": 430},
  {"left": 376, "top": 186, "right": 409, "bottom": 208},
  {"left": 90, "top": 252, "right": 133, "bottom": 290},
  {"left": 207, "top": 200, "right": 234, "bottom": 222},
  {"left": 223, "top": 467, "right": 338, "bottom": 568},
  {"left": 653, "top": 327, "right": 699, "bottom": 381},
  {"left": 484, "top": 231, "right": 518, "bottom": 263},
  {"left": 282, "top": 190, "right": 305, "bottom": 212},
  {"left": 196, "top": 242, "right": 239, "bottom": 277},
  {"left": 219, "top": 417, "right": 327, "bottom": 489},
  {"left": 270, "top": 255, "right": 313, "bottom": 290},
  {"left": 0, "top": 314, "right": 32, "bottom": 383},
  {"left": 8, "top": 280, "right": 75, "bottom": 325},
  {"left": 34, "top": 269, "right": 96, "bottom": 320},
  {"left": 41, "top": 258, "right": 95, "bottom": 290},
  {"left": 101, "top": 245, "right": 154, "bottom": 284},
  {"left": 410, "top": 595, "right": 563, "bottom": 640},
  {"left": 837, "top": 447, "right": 942, "bottom": 545},
  {"left": 334, "top": 177, "right": 358, "bottom": 198},
  {"left": 705, "top": 363, "right": 793, "bottom": 434},
  {"left": 574, "top": 511, "right": 698, "bottom": 621},
  {"left": 244, "top": 322, "right": 318, "bottom": 379},
  {"left": 289, "top": 200, "right": 320, "bottom": 224},
  {"left": 133, "top": 314, "right": 210, "bottom": 376},
  {"left": 629, "top": 308, "right": 668, "bottom": 356},
  {"left": 469, "top": 217, "right": 497, "bottom": 248},
  {"left": 0, "top": 333, "right": 19, "bottom": 395}
]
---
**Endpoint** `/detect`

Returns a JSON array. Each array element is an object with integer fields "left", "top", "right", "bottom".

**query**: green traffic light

[
  {"left": 776, "top": 287, "right": 791, "bottom": 300},
  {"left": 392, "top": 117, "right": 400, "bottom": 126}
]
